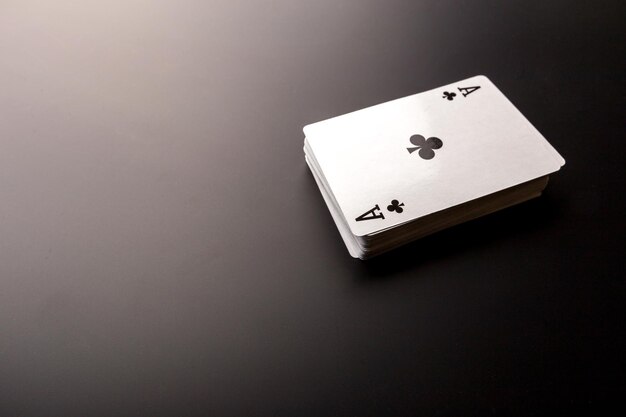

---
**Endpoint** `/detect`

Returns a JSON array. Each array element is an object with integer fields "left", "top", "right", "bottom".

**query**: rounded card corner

[{"left": 474, "top": 74, "right": 492, "bottom": 84}]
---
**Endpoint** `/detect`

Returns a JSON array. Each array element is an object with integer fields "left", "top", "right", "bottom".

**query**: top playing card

[{"left": 303, "top": 75, "right": 565, "bottom": 237}]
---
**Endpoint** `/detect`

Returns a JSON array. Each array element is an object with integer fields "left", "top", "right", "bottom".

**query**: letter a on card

[
  {"left": 355, "top": 205, "right": 385, "bottom": 222},
  {"left": 458, "top": 85, "right": 481, "bottom": 97}
]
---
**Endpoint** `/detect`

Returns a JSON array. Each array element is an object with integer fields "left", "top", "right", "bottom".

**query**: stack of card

[{"left": 304, "top": 75, "right": 565, "bottom": 259}]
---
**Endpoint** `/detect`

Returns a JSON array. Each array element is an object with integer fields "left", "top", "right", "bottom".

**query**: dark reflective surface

[{"left": 1, "top": 1, "right": 624, "bottom": 415}]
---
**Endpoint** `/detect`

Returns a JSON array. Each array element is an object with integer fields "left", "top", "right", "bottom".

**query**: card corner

[{"left": 473, "top": 74, "right": 493, "bottom": 84}]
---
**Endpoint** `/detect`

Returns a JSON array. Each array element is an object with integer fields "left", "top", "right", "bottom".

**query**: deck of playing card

[{"left": 304, "top": 75, "right": 565, "bottom": 259}]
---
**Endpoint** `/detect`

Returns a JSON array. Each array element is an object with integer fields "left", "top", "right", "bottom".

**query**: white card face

[{"left": 304, "top": 75, "right": 565, "bottom": 237}]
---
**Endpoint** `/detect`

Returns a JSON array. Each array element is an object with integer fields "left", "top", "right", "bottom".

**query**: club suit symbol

[
  {"left": 407, "top": 135, "right": 443, "bottom": 160},
  {"left": 387, "top": 200, "right": 405, "bottom": 213},
  {"left": 442, "top": 91, "right": 456, "bottom": 100}
]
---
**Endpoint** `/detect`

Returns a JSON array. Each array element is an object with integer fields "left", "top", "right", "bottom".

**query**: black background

[{"left": 0, "top": 1, "right": 624, "bottom": 416}]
